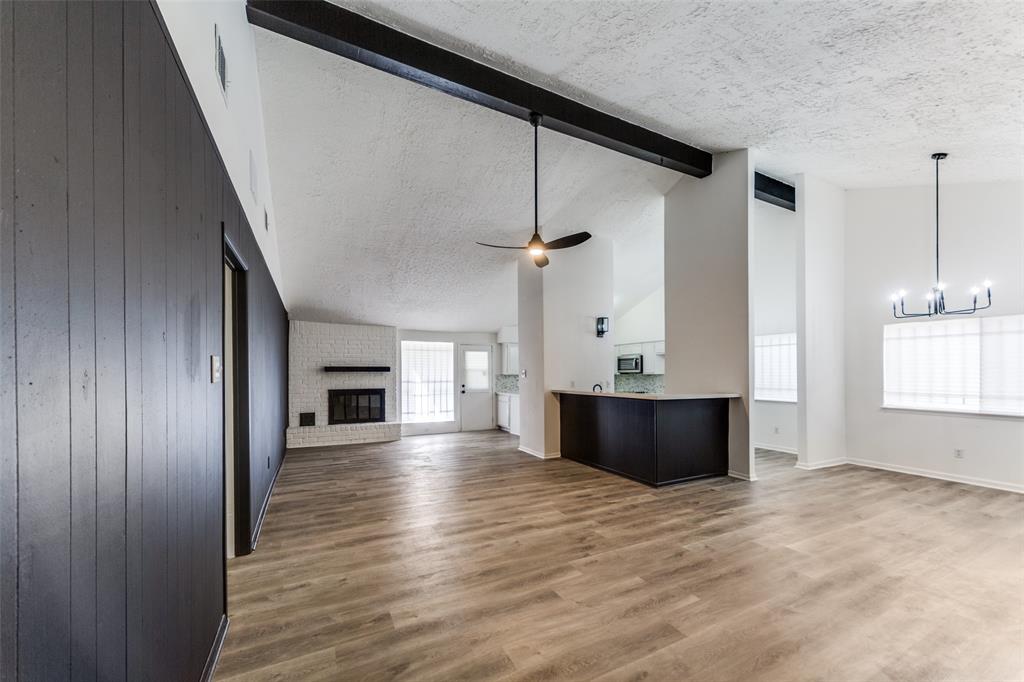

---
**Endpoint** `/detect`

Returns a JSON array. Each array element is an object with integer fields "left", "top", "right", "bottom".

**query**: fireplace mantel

[{"left": 323, "top": 365, "right": 391, "bottom": 373}]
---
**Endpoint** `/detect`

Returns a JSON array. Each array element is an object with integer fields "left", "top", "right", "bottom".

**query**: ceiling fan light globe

[{"left": 529, "top": 247, "right": 545, "bottom": 256}]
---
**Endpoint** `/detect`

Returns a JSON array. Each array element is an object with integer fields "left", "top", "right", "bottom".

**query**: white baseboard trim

[
  {"left": 754, "top": 443, "right": 799, "bottom": 455},
  {"left": 727, "top": 469, "right": 757, "bottom": 481},
  {"left": 518, "top": 446, "right": 560, "bottom": 460},
  {"left": 846, "top": 458, "right": 1024, "bottom": 494},
  {"left": 794, "top": 457, "right": 847, "bottom": 471}
]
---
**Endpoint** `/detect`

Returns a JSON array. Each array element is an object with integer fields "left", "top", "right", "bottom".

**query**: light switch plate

[
  {"left": 211, "top": 355, "right": 222, "bottom": 383},
  {"left": 519, "top": 369, "right": 527, "bottom": 378}
]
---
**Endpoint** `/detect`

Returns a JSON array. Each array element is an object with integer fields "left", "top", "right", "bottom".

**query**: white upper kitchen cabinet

[
  {"left": 617, "top": 343, "right": 643, "bottom": 356},
  {"left": 501, "top": 342, "right": 519, "bottom": 375},
  {"left": 641, "top": 342, "right": 665, "bottom": 375}
]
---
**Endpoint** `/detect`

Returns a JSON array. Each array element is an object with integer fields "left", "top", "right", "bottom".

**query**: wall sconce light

[{"left": 596, "top": 317, "right": 609, "bottom": 338}]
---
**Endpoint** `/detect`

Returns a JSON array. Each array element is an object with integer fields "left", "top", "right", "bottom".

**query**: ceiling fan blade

[
  {"left": 476, "top": 242, "right": 527, "bottom": 250},
  {"left": 532, "top": 252, "right": 550, "bottom": 268},
  {"left": 543, "top": 231, "right": 592, "bottom": 250}
]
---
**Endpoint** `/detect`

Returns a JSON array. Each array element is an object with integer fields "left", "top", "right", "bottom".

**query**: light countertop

[{"left": 552, "top": 389, "right": 741, "bottom": 401}]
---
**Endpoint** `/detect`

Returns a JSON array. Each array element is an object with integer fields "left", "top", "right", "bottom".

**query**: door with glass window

[{"left": 459, "top": 345, "right": 493, "bottom": 431}]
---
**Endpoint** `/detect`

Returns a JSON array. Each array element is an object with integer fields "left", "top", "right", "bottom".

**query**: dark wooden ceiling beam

[
  {"left": 754, "top": 172, "right": 796, "bottom": 211},
  {"left": 246, "top": 0, "right": 712, "bottom": 178}
]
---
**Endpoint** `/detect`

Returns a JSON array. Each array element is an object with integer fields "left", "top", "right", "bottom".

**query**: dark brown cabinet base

[{"left": 557, "top": 394, "right": 729, "bottom": 486}]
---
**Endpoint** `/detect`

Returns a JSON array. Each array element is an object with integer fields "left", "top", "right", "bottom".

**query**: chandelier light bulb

[
  {"left": 925, "top": 292, "right": 935, "bottom": 301},
  {"left": 890, "top": 293, "right": 899, "bottom": 303},
  {"left": 899, "top": 289, "right": 907, "bottom": 298},
  {"left": 936, "top": 282, "right": 947, "bottom": 291},
  {"left": 983, "top": 279, "right": 992, "bottom": 289},
  {"left": 970, "top": 286, "right": 981, "bottom": 295}
]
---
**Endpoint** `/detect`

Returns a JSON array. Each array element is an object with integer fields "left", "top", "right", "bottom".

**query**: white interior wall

[
  {"left": 156, "top": 0, "right": 285, "bottom": 292},
  {"left": 844, "top": 180, "right": 1024, "bottom": 491},
  {"left": 517, "top": 259, "right": 547, "bottom": 458},
  {"left": 752, "top": 200, "right": 799, "bottom": 452},
  {"left": 542, "top": 238, "right": 616, "bottom": 454},
  {"left": 615, "top": 287, "right": 665, "bottom": 345},
  {"left": 796, "top": 174, "right": 847, "bottom": 469},
  {"left": 664, "top": 150, "right": 753, "bottom": 479}
]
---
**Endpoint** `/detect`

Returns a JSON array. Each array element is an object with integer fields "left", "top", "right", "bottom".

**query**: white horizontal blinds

[
  {"left": 883, "top": 314, "right": 1024, "bottom": 416},
  {"left": 883, "top": 318, "right": 980, "bottom": 410},
  {"left": 980, "top": 314, "right": 1024, "bottom": 415},
  {"left": 463, "top": 350, "right": 490, "bottom": 391},
  {"left": 754, "top": 333, "right": 798, "bottom": 402},
  {"left": 401, "top": 341, "right": 455, "bottom": 423}
]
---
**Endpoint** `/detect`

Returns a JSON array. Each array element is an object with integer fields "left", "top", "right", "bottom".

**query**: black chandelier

[{"left": 891, "top": 153, "right": 992, "bottom": 319}]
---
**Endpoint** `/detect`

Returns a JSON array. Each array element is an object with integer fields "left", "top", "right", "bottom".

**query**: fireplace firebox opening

[{"left": 328, "top": 388, "right": 385, "bottom": 425}]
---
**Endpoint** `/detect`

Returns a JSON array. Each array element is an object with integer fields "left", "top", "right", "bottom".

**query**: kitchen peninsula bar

[{"left": 553, "top": 390, "right": 741, "bottom": 486}]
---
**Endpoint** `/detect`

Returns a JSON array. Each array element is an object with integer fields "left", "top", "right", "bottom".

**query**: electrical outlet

[{"left": 953, "top": 448, "right": 964, "bottom": 459}]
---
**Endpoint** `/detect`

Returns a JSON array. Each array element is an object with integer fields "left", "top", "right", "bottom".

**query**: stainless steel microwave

[{"left": 617, "top": 354, "right": 643, "bottom": 373}]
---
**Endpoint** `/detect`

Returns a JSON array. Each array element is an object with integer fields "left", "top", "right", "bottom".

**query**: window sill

[
  {"left": 754, "top": 398, "right": 797, "bottom": 404},
  {"left": 881, "top": 405, "right": 1024, "bottom": 420}
]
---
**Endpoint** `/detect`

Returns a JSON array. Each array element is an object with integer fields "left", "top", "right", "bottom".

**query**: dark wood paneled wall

[
  {"left": 0, "top": 2, "right": 288, "bottom": 679},
  {"left": 223, "top": 198, "right": 288, "bottom": 554}
]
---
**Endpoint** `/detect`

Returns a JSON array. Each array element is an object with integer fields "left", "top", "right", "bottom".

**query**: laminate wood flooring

[{"left": 215, "top": 432, "right": 1023, "bottom": 681}]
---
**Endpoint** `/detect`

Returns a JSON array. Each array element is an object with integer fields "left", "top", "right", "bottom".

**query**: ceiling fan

[{"left": 476, "top": 112, "right": 592, "bottom": 268}]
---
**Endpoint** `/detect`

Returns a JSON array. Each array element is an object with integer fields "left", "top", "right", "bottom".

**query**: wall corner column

[
  {"left": 795, "top": 174, "right": 848, "bottom": 469},
  {"left": 664, "top": 149, "right": 755, "bottom": 480}
]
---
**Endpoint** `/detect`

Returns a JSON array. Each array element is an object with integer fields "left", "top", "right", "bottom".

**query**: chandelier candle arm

[{"left": 889, "top": 153, "right": 993, "bottom": 319}]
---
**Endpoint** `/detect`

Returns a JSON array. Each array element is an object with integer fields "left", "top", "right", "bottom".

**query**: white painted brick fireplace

[{"left": 287, "top": 320, "right": 400, "bottom": 448}]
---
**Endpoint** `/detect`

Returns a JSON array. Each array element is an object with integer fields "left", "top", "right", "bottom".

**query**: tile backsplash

[
  {"left": 614, "top": 373, "right": 664, "bottom": 394},
  {"left": 496, "top": 374, "right": 519, "bottom": 394}
]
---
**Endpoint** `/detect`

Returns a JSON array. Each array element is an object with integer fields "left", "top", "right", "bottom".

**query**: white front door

[{"left": 459, "top": 344, "right": 493, "bottom": 431}]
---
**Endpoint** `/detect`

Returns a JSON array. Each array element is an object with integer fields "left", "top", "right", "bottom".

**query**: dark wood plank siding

[
  {"left": 67, "top": 3, "right": 98, "bottom": 677},
  {"left": 245, "top": 213, "right": 289, "bottom": 547},
  {"left": 0, "top": 2, "right": 288, "bottom": 679},
  {"left": 14, "top": 3, "right": 73, "bottom": 679},
  {"left": 0, "top": 0, "right": 18, "bottom": 677},
  {"left": 122, "top": 1, "right": 145, "bottom": 677},
  {"left": 93, "top": 4, "right": 128, "bottom": 678}
]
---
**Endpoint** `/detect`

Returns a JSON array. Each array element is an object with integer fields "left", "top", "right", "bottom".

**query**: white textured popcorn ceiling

[
  {"left": 338, "top": 0, "right": 1023, "bottom": 187},
  {"left": 254, "top": 26, "right": 678, "bottom": 331},
  {"left": 253, "top": 0, "right": 1023, "bottom": 331}
]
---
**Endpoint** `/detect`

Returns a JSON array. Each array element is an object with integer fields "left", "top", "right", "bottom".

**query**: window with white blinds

[
  {"left": 754, "top": 333, "right": 798, "bottom": 402},
  {"left": 883, "top": 314, "right": 1024, "bottom": 416},
  {"left": 401, "top": 341, "right": 455, "bottom": 423}
]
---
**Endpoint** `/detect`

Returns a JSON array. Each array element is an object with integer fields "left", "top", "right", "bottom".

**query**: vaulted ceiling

[
  {"left": 254, "top": 1, "right": 1022, "bottom": 330},
  {"left": 338, "top": 0, "right": 1024, "bottom": 187},
  {"left": 254, "top": 27, "right": 679, "bottom": 331}
]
